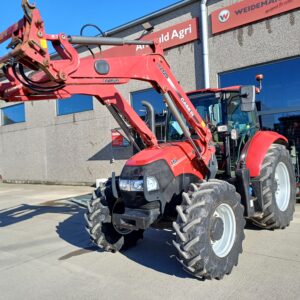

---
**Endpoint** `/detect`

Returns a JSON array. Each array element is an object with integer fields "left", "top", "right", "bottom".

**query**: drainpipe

[{"left": 200, "top": 0, "right": 210, "bottom": 88}]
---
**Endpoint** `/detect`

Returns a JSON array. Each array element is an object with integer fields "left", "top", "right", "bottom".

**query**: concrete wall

[{"left": 0, "top": 98, "right": 131, "bottom": 184}]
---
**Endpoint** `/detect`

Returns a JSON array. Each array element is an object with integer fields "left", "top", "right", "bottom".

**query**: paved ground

[{"left": 0, "top": 183, "right": 299, "bottom": 300}]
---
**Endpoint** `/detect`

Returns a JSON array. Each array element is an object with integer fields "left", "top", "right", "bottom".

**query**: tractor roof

[
  {"left": 187, "top": 86, "right": 241, "bottom": 95},
  {"left": 187, "top": 86, "right": 260, "bottom": 95}
]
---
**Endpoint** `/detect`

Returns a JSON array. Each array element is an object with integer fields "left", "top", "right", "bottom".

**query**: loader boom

[{"left": 0, "top": 1, "right": 214, "bottom": 166}]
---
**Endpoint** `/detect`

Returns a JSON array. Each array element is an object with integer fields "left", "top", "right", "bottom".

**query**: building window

[
  {"left": 219, "top": 57, "right": 300, "bottom": 115},
  {"left": 1, "top": 103, "right": 25, "bottom": 125},
  {"left": 57, "top": 95, "right": 93, "bottom": 116},
  {"left": 219, "top": 56, "right": 300, "bottom": 158},
  {"left": 131, "top": 88, "right": 166, "bottom": 141}
]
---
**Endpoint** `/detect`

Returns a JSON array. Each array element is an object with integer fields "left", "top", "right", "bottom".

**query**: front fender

[{"left": 243, "top": 131, "right": 288, "bottom": 177}]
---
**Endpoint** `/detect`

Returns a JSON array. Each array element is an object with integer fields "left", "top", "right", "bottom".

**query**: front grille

[{"left": 121, "top": 191, "right": 147, "bottom": 208}]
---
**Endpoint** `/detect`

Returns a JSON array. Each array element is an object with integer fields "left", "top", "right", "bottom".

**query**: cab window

[{"left": 227, "top": 95, "right": 258, "bottom": 134}]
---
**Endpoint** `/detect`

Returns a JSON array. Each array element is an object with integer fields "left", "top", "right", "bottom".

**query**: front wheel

[
  {"left": 251, "top": 144, "right": 296, "bottom": 229},
  {"left": 85, "top": 184, "right": 144, "bottom": 252},
  {"left": 173, "top": 179, "right": 245, "bottom": 280}
]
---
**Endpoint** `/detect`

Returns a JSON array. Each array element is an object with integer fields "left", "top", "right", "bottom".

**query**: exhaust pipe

[{"left": 141, "top": 100, "right": 155, "bottom": 134}]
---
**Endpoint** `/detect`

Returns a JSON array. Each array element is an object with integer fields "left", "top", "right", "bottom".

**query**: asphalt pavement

[{"left": 0, "top": 183, "right": 299, "bottom": 300}]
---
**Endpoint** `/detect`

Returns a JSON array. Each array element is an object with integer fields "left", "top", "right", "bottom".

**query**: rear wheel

[
  {"left": 173, "top": 179, "right": 245, "bottom": 279},
  {"left": 85, "top": 183, "right": 144, "bottom": 252},
  {"left": 251, "top": 144, "right": 296, "bottom": 229}
]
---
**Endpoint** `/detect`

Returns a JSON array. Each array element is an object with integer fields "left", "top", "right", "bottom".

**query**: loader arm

[{"left": 0, "top": 1, "right": 214, "bottom": 166}]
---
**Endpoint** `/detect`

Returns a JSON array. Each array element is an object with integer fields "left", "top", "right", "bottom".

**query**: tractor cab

[{"left": 167, "top": 86, "right": 260, "bottom": 178}]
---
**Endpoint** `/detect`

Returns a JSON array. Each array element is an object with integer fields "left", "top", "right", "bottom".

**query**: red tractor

[{"left": 0, "top": 1, "right": 295, "bottom": 279}]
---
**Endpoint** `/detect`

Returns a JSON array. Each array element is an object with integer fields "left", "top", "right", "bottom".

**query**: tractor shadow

[
  {"left": 122, "top": 228, "right": 192, "bottom": 279},
  {"left": 56, "top": 207, "right": 193, "bottom": 279},
  {"left": 0, "top": 197, "right": 258, "bottom": 279},
  {"left": 0, "top": 198, "right": 193, "bottom": 278},
  {"left": 0, "top": 198, "right": 80, "bottom": 228},
  {"left": 244, "top": 220, "right": 264, "bottom": 231},
  {"left": 0, "top": 195, "right": 94, "bottom": 252}
]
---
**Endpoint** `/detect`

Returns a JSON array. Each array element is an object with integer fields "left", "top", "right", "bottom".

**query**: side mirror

[{"left": 240, "top": 86, "right": 256, "bottom": 112}]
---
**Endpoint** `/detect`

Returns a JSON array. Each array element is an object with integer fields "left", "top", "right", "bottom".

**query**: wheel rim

[
  {"left": 211, "top": 203, "right": 236, "bottom": 258},
  {"left": 275, "top": 162, "right": 290, "bottom": 212},
  {"left": 113, "top": 223, "right": 132, "bottom": 235}
]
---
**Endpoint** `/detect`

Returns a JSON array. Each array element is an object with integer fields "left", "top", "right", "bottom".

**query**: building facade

[{"left": 0, "top": 0, "right": 299, "bottom": 185}]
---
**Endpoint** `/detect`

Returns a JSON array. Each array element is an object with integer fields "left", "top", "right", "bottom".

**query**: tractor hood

[{"left": 125, "top": 141, "right": 201, "bottom": 178}]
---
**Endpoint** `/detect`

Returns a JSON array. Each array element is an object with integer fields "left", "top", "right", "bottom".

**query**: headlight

[
  {"left": 131, "top": 180, "right": 144, "bottom": 191},
  {"left": 119, "top": 179, "right": 131, "bottom": 191},
  {"left": 146, "top": 176, "right": 159, "bottom": 192},
  {"left": 119, "top": 179, "right": 144, "bottom": 191}
]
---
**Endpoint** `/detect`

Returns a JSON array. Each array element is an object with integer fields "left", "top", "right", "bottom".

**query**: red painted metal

[
  {"left": 127, "top": 141, "right": 206, "bottom": 179},
  {"left": 211, "top": 0, "right": 300, "bottom": 35},
  {"left": 0, "top": 4, "right": 214, "bottom": 176},
  {"left": 245, "top": 131, "right": 288, "bottom": 177},
  {"left": 0, "top": 19, "right": 24, "bottom": 44}
]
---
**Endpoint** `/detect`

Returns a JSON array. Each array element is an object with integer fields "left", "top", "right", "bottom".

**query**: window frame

[
  {"left": 0, "top": 103, "right": 26, "bottom": 126},
  {"left": 218, "top": 56, "right": 300, "bottom": 114},
  {"left": 56, "top": 95, "right": 94, "bottom": 116},
  {"left": 218, "top": 56, "right": 300, "bottom": 156}
]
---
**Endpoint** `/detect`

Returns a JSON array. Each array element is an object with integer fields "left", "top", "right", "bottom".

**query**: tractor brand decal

[
  {"left": 100, "top": 18, "right": 199, "bottom": 58},
  {"left": 164, "top": 75, "right": 195, "bottom": 117},
  {"left": 218, "top": 9, "right": 230, "bottom": 23},
  {"left": 166, "top": 77, "right": 195, "bottom": 118},
  {"left": 157, "top": 63, "right": 169, "bottom": 79},
  {"left": 180, "top": 97, "right": 194, "bottom": 117},
  {"left": 211, "top": 0, "right": 300, "bottom": 34},
  {"left": 104, "top": 79, "right": 120, "bottom": 84}
]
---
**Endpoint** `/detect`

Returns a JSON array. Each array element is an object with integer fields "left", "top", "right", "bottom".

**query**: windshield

[
  {"left": 166, "top": 91, "right": 258, "bottom": 142},
  {"left": 167, "top": 93, "right": 222, "bottom": 141},
  {"left": 190, "top": 93, "right": 222, "bottom": 127},
  {"left": 227, "top": 96, "right": 257, "bottom": 134}
]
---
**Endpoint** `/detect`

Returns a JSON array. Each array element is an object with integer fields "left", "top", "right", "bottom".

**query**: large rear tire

[
  {"left": 85, "top": 183, "right": 144, "bottom": 252},
  {"left": 251, "top": 144, "right": 296, "bottom": 229},
  {"left": 173, "top": 179, "right": 245, "bottom": 279}
]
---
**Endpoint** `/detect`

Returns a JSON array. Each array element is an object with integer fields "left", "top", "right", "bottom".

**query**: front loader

[{"left": 0, "top": 1, "right": 295, "bottom": 279}]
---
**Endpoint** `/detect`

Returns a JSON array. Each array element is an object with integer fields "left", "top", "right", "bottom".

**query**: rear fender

[{"left": 242, "top": 131, "right": 288, "bottom": 177}]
